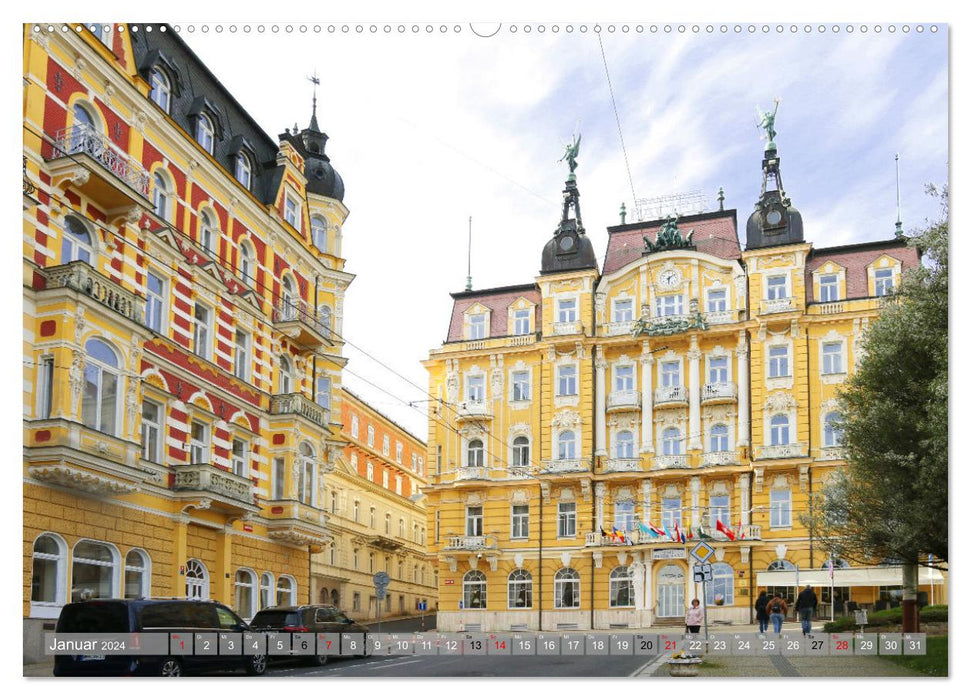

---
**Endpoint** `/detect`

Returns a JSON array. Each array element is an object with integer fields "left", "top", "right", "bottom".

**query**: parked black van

[{"left": 52, "top": 599, "right": 267, "bottom": 677}]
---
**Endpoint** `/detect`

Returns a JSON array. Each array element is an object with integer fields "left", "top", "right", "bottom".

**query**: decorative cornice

[{"left": 27, "top": 466, "right": 139, "bottom": 495}]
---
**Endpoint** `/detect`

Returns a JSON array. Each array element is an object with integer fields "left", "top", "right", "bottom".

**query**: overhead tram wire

[{"left": 597, "top": 32, "right": 638, "bottom": 211}]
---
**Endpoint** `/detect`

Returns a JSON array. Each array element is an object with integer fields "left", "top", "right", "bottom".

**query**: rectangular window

[
  {"left": 367, "top": 462, "right": 374, "bottom": 481},
  {"left": 511, "top": 504, "right": 529, "bottom": 539},
  {"left": 37, "top": 356, "right": 54, "bottom": 420},
  {"left": 284, "top": 194, "right": 300, "bottom": 228},
  {"left": 189, "top": 421, "right": 209, "bottom": 463},
  {"left": 819, "top": 274, "right": 840, "bottom": 302},
  {"left": 140, "top": 399, "right": 162, "bottom": 462},
  {"left": 768, "top": 345, "right": 790, "bottom": 378},
  {"left": 613, "top": 298, "right": 633, "bottom": 322},
  {"left": 145, "top": 271, "right": 166, "bottom": 332},
  {"left": 512, "top": 371, "right": 530, "bottom": 401},
  {"left": 557, "top": 503, "right": 577, "bottom": 538},
  {"left": 231, "top": 439, "right": 247, "bottom": 477},
  {"left": 469, "top": 313, "right": 487, "bottom": 340},
  {"left": 411, "top": 454, "right": 417, "bottom": 472},
  {"left": 234, "top": 330, "right": 250, "bottom": 380},
  {"left": 382, "top": 471, "right": 389, "bottom": 489},
  {"left": 395, "top": 475, "right": 402, "bottom": 495},
  {"left": 435, "top": 510, "right": 440, "bottom": 543},
  {"left": 513, "top": 308, "right": 531, "bottom": 335},
  {"left": 366, "top": 425, "right": 375, "bottom": 447},
  {"left": 709, "top": 495, "right": 730, "bottom": 531},
  {"left": 874, "top": 268, "right": 894, "bottom": 296},
  {"left": 613, "top": 501, "right": 635, "bottom": 532},
  {"left": 766, "top": 275, "right": 788, "bottom": 300},
  {"left": 661, "top": 498, "right": 681, "bottom": 531},
  {"left": 557, "top": 298, "right": 577, "bottom": 323},
  {"left": 466, "top": 506, "right": 483, "bottom": 537},
  {"left": 660, "top": 361, "right": 680, "bottom": 387},
  {"left": 708, "top": 356, "right": 729, "bottom": 383},
  {"left": 770, "top": 489, "right": 792, "bottom": 528},
  {"left": 655, "top": 294, "right": 684, "bottom": 317},
  {"left": 614, "top": 365, "right": 634, "bottom": 392},
  {"left": 351, "top": 415, "right": 359, "bottom": 439},
  {"left": 707, "top": 288, "right": 727, "bottom": 312},
  {"left": 467, "top": 375, "right": 485, "bottom": 402},
  {"left": 272, "top": 458, "right": 284, "bottom": 500},
  {"left": 418, "top": 457, "right": 424, "bottom": 476},
  {"left": 193, "top": 304, "right": 212, "bottom": 359},
  {"left": 557, "top": 364, "right": 577, "bottom": 396},
  {"left": 396, "top": 442, "right": 403, "bottom": 463},
  {"left": 369, "top": 507, "right": 376, "bottom": 528},
  {"left": 351, "top": 453, "right": 358, "bottom": 470},
  {"left": 822, "top": 342, "right": 843, "bottom": 375},
  {"left": 316, "top": 376, "right": 331, "bottom": 411}
]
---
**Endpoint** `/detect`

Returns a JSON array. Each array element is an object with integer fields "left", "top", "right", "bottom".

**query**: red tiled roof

[
  {"left": 806, "top": 240, "right": 920, "bottom": 301},
  {"left": 603, "top": 211, "right": 741, "bottom": 275},
  {"left": 446, "top": 285, "right": 541, "bottom": 343}
]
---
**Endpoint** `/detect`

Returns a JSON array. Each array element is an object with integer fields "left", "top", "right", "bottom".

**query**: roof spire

[
  {"left": 307, "top": 70, "right": 320, "bottom": 132},
  {"left": 894, "top": 153, "right": 904, "bottom": 238}
]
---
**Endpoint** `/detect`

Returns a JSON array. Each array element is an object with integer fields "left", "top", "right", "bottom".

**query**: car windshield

[
  {"left": 250, "top": 610, "right": 302, "bottom": 627},
  {"left": 57, "top": 602, "right": 129, "bottom": 633}
]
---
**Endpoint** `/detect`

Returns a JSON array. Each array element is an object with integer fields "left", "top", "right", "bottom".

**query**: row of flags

[{"left": 598, "top": 518, "right": 747, "bottom": 545}]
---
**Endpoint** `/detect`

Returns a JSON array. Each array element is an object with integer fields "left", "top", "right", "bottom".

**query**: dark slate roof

[
  {"left": 446, "top": 284, "right": 541, "bottom": 343},
  {"left": 805, "top": 238, "right": 920, "bottom": 301},
  {"left": 603, "top": 210, "right": 741, "bottom": 275},
  {"left": 130, "top": 26, "right": 285, "bottom": 206}
]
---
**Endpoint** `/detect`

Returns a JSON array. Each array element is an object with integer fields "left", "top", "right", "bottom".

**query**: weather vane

[{"left": 308, "top": 70, "right": 320, "bottom": 118}]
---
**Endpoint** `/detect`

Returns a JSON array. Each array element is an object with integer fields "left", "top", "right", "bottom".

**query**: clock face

[
  {"left": 660, "top": 270, "right": 679, "bottom": 286},
  {"left": 766, "top": 208, "right": 784, "bottom": 226},
  {"left": 559, "top": 235, "right": 575, "bottom": 252}
]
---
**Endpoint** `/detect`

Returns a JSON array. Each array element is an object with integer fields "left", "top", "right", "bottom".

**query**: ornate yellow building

[
  {"left": 423, "top": 129, "right": 939, "bottom": 632},
  {"left": 23, "top": 24, "right": 353, "bottom": 660}
]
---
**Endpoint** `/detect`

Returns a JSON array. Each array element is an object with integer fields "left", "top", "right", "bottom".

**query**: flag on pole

[
  {"left": 697, "top": 524, "right": 714, "bottom": 541},
  {"left": 736, "top": 518, "right": 746, "bottom": 540},
  {"left": 715, "top": 519, "right": 736, "bottom": 541},
  {"left": 663, "top": 524, "right": 674, "bottom": 541},
  {"left": 828, "top": 557, "right": 835, "bottom": 580},
  {"left": 647, "top": 522, "right": 664, "bottom": 537},
  {"left": 674, "top": 521, "right": 684, "bottom": 544}
]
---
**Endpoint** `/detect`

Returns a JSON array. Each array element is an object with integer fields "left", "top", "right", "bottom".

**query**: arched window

[
  {"left": 770, "top": 414, "right": 790, "bottom": 446},
  {"left": 311, "top": 215, "right": 329, "bottom": 251},
  {"left": 512, "top": 436, "right": 530, "bottom": 467},
  {"left": 615, "top": 430, "right": 634, "bottom": 459},
  {"left": 152, "top": 171, "right": 171, "bottom": 221},
  {"left": 413, "top": 565, "right": 419, "bottom": 583},
  {"left": 235, "top": 569, "right": 256, "bottom": 619},
  {"left": 196, "top": 113, "right": 215, "bottom": 153},
  {"left": 149, "top": 67, "right": 171, "bottom": 112},
  {"left": 824, "top": 412, "right": 842, "bottom": 447},
  {"left": 466, "top": 439, "right": 484, "bottom": 467},
  {"left": 71, "top": 540, "right": 118, "bottom": 601},
  {"left": 507, "top": 569, "right": 532, "bottom": 609},
  {"left": 234, "top": 152, "right": 252, "bottom": 189},
  {"left": 199, "top": 210, "right": 216, "bottom": 256},
  {"left": 710, "top": 424, "right": 729, "bottom": 452},
  {"left": 278, "top": 356, "right": 293, "bottom": 394},
  {"left": 767, "top": 559, "right": 796, "bottom": 571},
  {"left": 281, "top": 276, "right": 297, "bottom": 319},
  {"left": 124, "top": 549, "right": 150, "bottom": 599},
  {"left": 31, "top": 534, "right": 66, "bottom": 606},
  {"left": 557, "top": 430, "right": 576, "bottom": 460},
  {"left": 276, "top": 575, "right": 296, "bottom": 606},
  {"left": 331, "top": 589, "right": 339, "bottom": 607},
  {"left": 184, "top": 559, "right": 208, "bottom": 599},
  {"left": 81, "top": 338, "right": 120, "bottom": 435},
  {"left": 259, "top": 572, "right": 274, "bottom": 610},
  {"left": 329, "top": 542, "right": 337, "bottom": 566},
  {"left": 319, "top": 587, "right": 329, "bottom": 604},
  {"left": 609, "top": 566, "right": 634, "bottom": 608},
  {"left": 297, "top": 442, "right": 315, "bottom": 505},
  {"left": 823, "top": 558, "right": 850, "bottom": 570},
  {"left": 463, "top": 570, "right": 487, "bottom": 609},
  {"left": 238, "top": 241, "right": 255, "bottom": 285},
  {"left": 662, "top": 427, "right": 682, "bottom": 456},
  {"left": 61, "top": 215, "right": 93, "bottom": 265},
  {"left": 706, "top": 563, "right": 734, "bottom": 606},
  {"left": 554, "top": 568, "right": 580, "bottom": 608}
]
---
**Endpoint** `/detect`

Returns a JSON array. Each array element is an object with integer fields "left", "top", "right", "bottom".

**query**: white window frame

[
  {"left": 81, "top": 339, "right": 121, "bottom": 436},
  {"left": 557, "top": 297, "right": 578, "bottom": 323},
  {"left": 609, "top": 566, "right": 634, "bottom": 608},
  {"left": 659, "top": 360, "right": 681, "bottom": 387},
  {"left": 823, "top": 412, "right": 843, "bottom": 447},
  {"left": 149, "top": 67, "right": 171, "bottom": 113},
  {"left": 278, "top": 356, "right": 293, "bottom": 394},
  {"left": 231, "top": 438, "right": 248, "bottom": 477},
  {"left": 709, "top": 423, "right": 730, "bottom": 453},
  {"left": 613, "top": 500, "right": 636, "bottom": 531},
  {"left": 612, "top": 297, "right": 634, "bottom": 323},
  {"left": 511, "top": 369, "right": 531, "bottom": 402},
  {"left": 873, "top": 267, "right": 895, "bottom": 297},
  {"left": 124, "top": 549, "right": 151, "bottom": 599},
  {"left": 193, "top": 303, "right": 212, "bottom": 360},
  {"left": 61, "top": 214, "right": 94, "bottom": 265},
  {"left": 556, "top": 363, "right": 578, "bottom": 396},
  {"left": 195, "top": 113, "right": 215, "bottom": 154},
  {"left": 765, "top": 273, "right": 789, "bottom": 300},
  {"left": 199, "top": 210, "right": 217, "bottom": 256},
  {"left": 272, "top": 457, "right": 285, "bottom": 500},
  {"left": 557, "top": 430, "right": 577, "bottom": 460},
  {"left": 367, "top": 462, "right": 374, "bottom": 481},
  {"left": 655, "top": 294, "right": 684, "bottom": 318},
  {"left": 818, "top": 273, "right": 840, "bottom": 302},
  {"left": 382, "top": 434, "right": 390, "bottom": 456},
  {"left": 557, "top": 502, "right": 577, "bottom": 538},
  {"left": 284, "top": 191, "right": 301, "bottom": 229},
  {"left": 351, "top": 415, "right": 359, "bottom": 439},
  {"left": 614, "top": 429, "right": 635, "bottom": 459},
  {"left": 235, "top": 152, "right": 252, "bottom": 189},
  {"left": 770, "top": 414, "right": 790, "bottom": 446},
  {"left": 466, "top": 438, "right": 485, "bottom": 467},
  {"left": 276, "top": 575, "right": 296, "bottom": 607},
  {"left": 707, "top": 563, "right": 735, "bottom": 606},
  {"left": 513, "top": 308, "right": 531, "bottom": 335},
  {"left": 466, "top": 373, "right": 486, "bottom": 403},
  {"left": 189, "top": 420, "right": 210, "bottom": 464},
  {"left": 706, "top": 287, "right": 728, "bottom": 312},
  {"left": 468, "top": 313, "right": 487, "bottom": 340},
  {"left": 822, "top": 341, "right": 844, "bottom": 375},
  {"left": 554, "top": 568, "right": 581, "bottom": 609},
  {"left": 507, "top": 569, "right": 533, "bottom": 609},
  {"left": 37, "top": 355, "right": 54, "bottom": 420},
  {"left": 30, "top": 533, "right": 68, "bottom": 616},
  {"left": 234, "top": 568, "right": 257, "bottom": 620},
  {"left": 770, "top": 489, "right": 792, "bottom": 528},
  {"left": 709, "top": 495, "right": 730, "bottom": 531},
  {"left": 152, "top": 171, "right": 171, "bottom": 221},
  {"left": 707, "top": 355, "right": 730, "bottom": 384},
  {"left": 661, "top": 497, "right": 681, "bottom": 531},
  {"left": 661, "top": 427, "right": 682, "bottom": 456},
  {"left": 140, "top": 399, "right": 163, "bottom": 463},
  {"left": 767, "top": 344, "right": 790, "bottom": 378},
  {"left": 367, "top": 425, "right": 375, "bottom": 447},
  {"left": 71, "top": 539, "right": 121, "bottom": 602},
  {"left": 511, "top": 504, "right": 529, "bottom": 539},
  {"left": 259, "top": 572, "right": 274, "bottom": 610},
  {"left": 614, "top": 363, "right": 635, "bottom": 392},
  {"left": 145, "top": 270, "right": 166, "bottom": 333},
  {"left": 465, "top": 505, "right": 483, "bottom": 537},
  {"left": 511, "top": 435, "right": 530, "bottom": 467},
  {"left": 311, "top": 215, "right": 328, "bottom": 251},
  {"left": 234, "top": 328, "right": 251, "bottom": 381}
]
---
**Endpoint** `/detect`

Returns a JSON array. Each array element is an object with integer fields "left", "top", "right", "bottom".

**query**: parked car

[
  {"left": 52, "top": 598, "right": 267, "bottom": 677},
  {"left": 249, "top": 605, "right": 369, "bottom": 665}
]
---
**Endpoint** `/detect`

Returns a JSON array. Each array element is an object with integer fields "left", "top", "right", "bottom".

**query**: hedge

[{"left": 822, "top": 604, "right": 947, "bottom": 632}]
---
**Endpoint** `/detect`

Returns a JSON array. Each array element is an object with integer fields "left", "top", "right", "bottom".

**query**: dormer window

[
  {"left": 195, "top": 113, "right": 215, "bottom": 154},
  {"left": 234, "top": 152, "right": 252, "bottom": 189},
  {"left": 284, "top": 193, "right": 300, "bottom": 228},
  {"left": 819, "top": 274, "right": 840, "bottom": 302},
  {"left": 469, "top": 313, "right": 487, "bottom": 340},
  {"left": 874, "top": 268, "right": 894, "bottom": 297},
  {"left": 149, "top": 68, "right": 171, "bottom": 113},
  {"left": 513, "top": 309, "right": 531, "bottom": 335}
]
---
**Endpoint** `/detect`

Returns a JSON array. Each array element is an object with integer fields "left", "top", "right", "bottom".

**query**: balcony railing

[
  {"left": 443, "top": 534, "right": 499, "bottom": 551},
  {"left": 817, "top": 446, "right": 845, "bottom": 461},
  {"left": 654, "top": 385, "right": 688, "bottom": 406},
  {"left": 701, "top": 450, "right": 738, "bottom": 467},
  {"left": 604, "top": 458, "right": 641, "bottom": 473},
  {"left": 551, "top": 321, "right": 582, "bottom": 336},
  {"left": 42, "top": 261, "right": 144, "bottom": 325},
  {"left": 455, "top": 466, "right": 489, "bottom": 481},
  {"left": 754, "top": 442, "right": 808, "bottom": 460},
  {"left": 760, "top": 297, "right": 796, "bottom": 315},
  {"left": 585, "top": 529, "right": 647, "bottom": 546},
  {"left": 51, "top": 124, "right": 151, "bottom": 198},
  {"left": 604, "top": 320, "right": 633, "bottom": 336},
  {"left": 709, "top": 524, "right": 762, "bottom": 541},
  {"left": 607, "top": 389, "right": 641, "bottom": 411},
  {"left": 456, "top": 400, "right": 492, "bottom": 421},
  {"left": 172, "top": 463, "right": 254, "bottom": 506},
  {"left": 703, "top": 309, "right": 738, "bottom": 325},
  {"left": 701, "top": 382, "right": 737, "bottom": 403},
  {"left": 652, "top": 454, "right": 688, "bottom": 470},
  {"left": 508, "top": 334, "right": 534, "bottom": 346},
  {"left": 270, "top": 393, "right": 330, "bottom": 429},
  {"left": 815, "top": 302, "right": 845, "bottom": 315},
  {"left": 272, "top": 301, "right": 332, "bottom": 348},
  {"left": 540, "top": 459, "right": 588, "bottom": 474}
]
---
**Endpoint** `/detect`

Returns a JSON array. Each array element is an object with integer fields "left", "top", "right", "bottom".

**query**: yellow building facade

[
  {"left": 423, "top": 135, "right": 939, "bottom": 633},
  {"left": 23, "top": 24, "right": 353, "bottom": 661}
]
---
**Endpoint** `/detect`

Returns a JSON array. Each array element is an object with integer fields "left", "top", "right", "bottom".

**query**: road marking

[
  {"left": 374, "top": 658, "right": 423, "bottom": 669},
  {"left": 631, "top": 655, "right": 668, "bottom": 677}
]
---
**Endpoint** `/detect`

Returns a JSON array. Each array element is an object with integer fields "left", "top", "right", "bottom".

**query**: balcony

[
  {"left": 652, "top": 454, "right": 688, "bottom": 470},
  {"left": 172, "top": 463, "right": 256, "bottom": 513},
  {"left": 456, "top": 400, "right": 492, "bottom": 422},
  {"left": 817, "top": 446, "right": 845, "bottom": 461},
  {"left": 607, "top": 389, "right": 641, "bottom": 412},
  {"left": 507, "top": 333, "right": 535, "bottom": 347},
  {"left": 603, "top": 458, "right": 641, "bottom": 473},
  {"left": 272, "top": 301, "right": 332, "bottom": 350},
  {"left": 551, "top": 321, "right": 582, "bottom": 336},
  {"left": 701, "top": 450, "right": 739, "bottom": 467},
  {"left": 455, "top": 466, "right": 489, "bottom": 481},
  {"left": 703, "top": 309, "right": 738, "bottom": 325},
  {"left": 47, "top": 124, "right": 151, "bottom": 211},
  {"left": 443, "top": 534, "right": 499, "bottom": 551},
  {"left": 263, "top": 499, "right": 329, "bottom": 550},
  {"left": 710, "top": 524, "right": 762, "bottom": 541},
  {"left": 41, "top": 261, "right": 144, "bottom": 326},
  {"left": 654, "top": 385, "right": 688, "bottom": 407},
  {"left": 754, "top": 442, "right": 808, "bottom": 460},
  {"left": 585, "top": 529, "right": 647, "bottom": 546},
  {"left": 269, "top": 393, "right": 330, "bottom": 429},
  {"left": 701, "top": 382, "right": 737, "bottom": 404},
  {"left": 760, "top": 297, "right": 796, "bottom": 315},
  {"left": 604, "top": 320, "right": 633, "bottom": 337},
  {"left": 540, "top": 459, "right": 588, "bottom": 474},
  {"left": 814, "top": 302, "right": 845, "bottom": 315}
]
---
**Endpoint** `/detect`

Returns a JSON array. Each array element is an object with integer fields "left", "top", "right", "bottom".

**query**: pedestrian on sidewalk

[
  {"left": 766, "top": 593, "right": 788, "bottom": 634},
  {"left": 795, "top": 584, "right": 818, "bottom": 636},
  {"left": 685, "top": 598, "right": 704, "bottom": 634},
  {"left": 754, "top": 589, "right": 770, "bottom": 633}
]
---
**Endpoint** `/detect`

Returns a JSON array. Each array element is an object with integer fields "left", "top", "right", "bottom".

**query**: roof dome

[
  {"left": 541, "top": 226, "right": 598, "bottom": 274},
  {"left": 304, "top": 154, "right": 345, "bottom": 202}
]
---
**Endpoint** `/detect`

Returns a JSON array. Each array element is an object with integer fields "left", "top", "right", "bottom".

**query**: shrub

[{"left": 822, "top": 605, "right": 947, "bottom": 632}]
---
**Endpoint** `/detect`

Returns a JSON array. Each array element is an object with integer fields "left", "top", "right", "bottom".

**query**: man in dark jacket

[
  {"left": 754, "top": 590, "right": 770, "bottom": 633},
  {"left": 795, "top": 585, "right": 818, "bottom": 635}
]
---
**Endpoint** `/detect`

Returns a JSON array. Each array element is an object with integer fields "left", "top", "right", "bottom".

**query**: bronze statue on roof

[
  {"left": 560, "top": 133, "right": 581, "bottom": 174},
  {"left": 757, "top": 98, "right": 782, "bottom": 147}
]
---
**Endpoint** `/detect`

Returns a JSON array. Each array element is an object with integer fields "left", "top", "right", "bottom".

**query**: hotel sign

[{"left": 652, "top": 548, "right": 687, "bottom": 560}]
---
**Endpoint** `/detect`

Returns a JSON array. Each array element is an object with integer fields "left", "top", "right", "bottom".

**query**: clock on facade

[
  {"left": 558, "top": 234, "right": 576, "bottom": 252},
  {"left": 659, "top": 269, "right": 681, "bottom": 288}
]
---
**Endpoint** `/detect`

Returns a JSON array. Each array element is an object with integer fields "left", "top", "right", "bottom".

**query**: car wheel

[
  {"left": 159, "top": 657, "right": 183, "bottom": 677},
  {"left": 246, "top": 654, "right": 267, "bottom": 676},
  {"left": 313, "top": 654, "right": 329, "bottom": 667}
]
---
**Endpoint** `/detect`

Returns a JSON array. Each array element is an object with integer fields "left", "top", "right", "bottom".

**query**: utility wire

[{"left": 597, "top": 33, "right": 638, "bottom": 210}]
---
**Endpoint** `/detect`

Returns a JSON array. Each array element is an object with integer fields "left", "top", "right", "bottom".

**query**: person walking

[
  {"left": 685, "top": 598, "right": 704, "bottom": 634},
  {"left": 766, "top": 593, "right": 788, "bottom": 634},
  {"left": 795, "top": 584, "right": 818, "bottom": 636},
  {"left": 754, "top": 589, "right": 770, "bottom": 633}
]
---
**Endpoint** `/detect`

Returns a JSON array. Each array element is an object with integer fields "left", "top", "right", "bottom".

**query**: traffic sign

[
  {"left": 689, "top": 541, "right": 715, "bottom": 563},
  {"left": 692, "top": 563, "right": 713, "bottom": 582},
  {"left": 373, "top": 571, "right": 390, "bottom": 587},
  {"left": 418, "top": 600, "right": 428, "bottom": 612}
]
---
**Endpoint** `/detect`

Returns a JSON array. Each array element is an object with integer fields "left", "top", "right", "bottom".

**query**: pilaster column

[
  {"left": 688, "top": 335, "right": 702, "bottom": 450},
  {"left": 171, "top": 516, "right": 189, "bottom": 597},
  {"left": 215, "top": 526, "right": 235, "bottom": 605},
  {"left": 739, "top": 473, "right": 751, "bottom": 526},
  {"left": 640, "top": 341, "right": 654, "bottom": 453},
  {"left": 737, "top": 330, "right": 750, "bottom": 447},
  {"left": 594, "top": 482, "right": 606, "bottom": 531},
  {"left": 644, "top": 558, "right": 655, "bottom": 620},
  {"left": 690, "top": 477, "right": 701, "bottom": 533},
  {"left": 595, "top": 347, "right": 607, "bottom": 456},
  {"left": 641, "top": 479, "right": 653, "bottom": 525}
]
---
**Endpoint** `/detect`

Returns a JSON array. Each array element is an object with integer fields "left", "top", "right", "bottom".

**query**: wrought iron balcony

[
  {"left": 272, "top": 301, "right": 332, "bottom": 350},
  {"left": 456, "top": 400, "right": 492, "bottom": 421},
  {"left": 269, "top": 393, "right": 330, "bottom": 429},
  {"left": 443, "top": 534, "right": 499, "bottom": 551},
  {"left": 654, "top": 385, "right": 688, "bottom": 406},
  {"left": 455, "top": 466, "right": 489, "bottom": 481},
  {"left": 701, "top": 382, "right": 737, "bottom": 404},
  {"left": 41, "top": 261, "right": 144, "bottom": 325},
  {"left": 760, "top": 297, "right": 796, "bottom": 315},
  {"left": 540, "top": 459, "right": 588, "bottom": 474},
  {"left": 754, "top": 442, "right": 808, "bottom": 460},
  {"left": 607, "top": 389, "right": 641, "bottom": 412},
  {"left": 48, "top": 124, "right": 151, "bottom": 208},
  {"left": 701, "top": 450, "right": 738, "bottom": 467},
  {"left": 172, "top": 463, "right": 255, "bottom": 511},
  {"left": 603, "top": 458, "right": 641, "bottom": 473},
  {"left": 652, "top": 454, "right": 688, "bottom": 470}
]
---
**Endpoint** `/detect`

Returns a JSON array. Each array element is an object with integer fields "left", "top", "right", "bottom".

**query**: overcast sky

[{"left": 177, "top": 21, "right": 948, "bottom": 439}]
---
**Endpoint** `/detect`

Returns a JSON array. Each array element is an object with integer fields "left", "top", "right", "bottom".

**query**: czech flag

[{"left": 716, "top": 519, "right": 736, "bottom": 541}]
